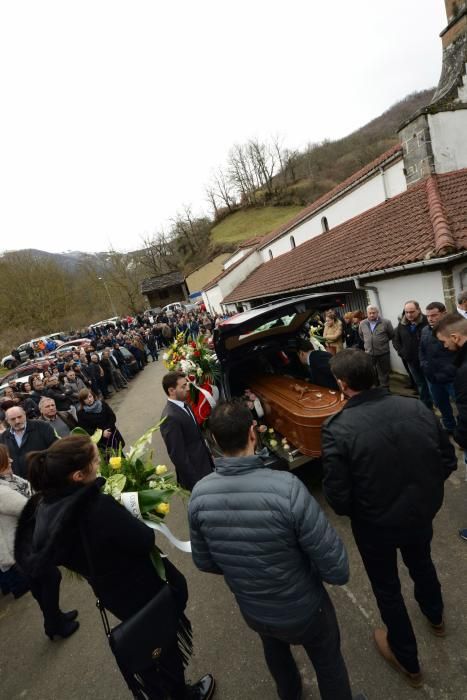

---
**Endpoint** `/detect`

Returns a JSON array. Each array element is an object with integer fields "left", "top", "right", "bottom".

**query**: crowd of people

[
  {"left": 315, "top": 296, "right": 467, "bottom": 439},
  {"left": 1, "top": 296, "right": 466, "bottom": 699}
]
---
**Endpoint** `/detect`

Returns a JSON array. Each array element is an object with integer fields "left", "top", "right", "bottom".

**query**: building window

[
  {"left": 268, "top": 249, "right": 273, "bottom": 260},
  {"left": 159, "top": 289, "right": 169, "bottom": 299},
  {"left": 290, "top": 236, "right": 296, "bottom": 249},
  {"left": 321, "top": 216, "right": 329, "bottom": 233}
]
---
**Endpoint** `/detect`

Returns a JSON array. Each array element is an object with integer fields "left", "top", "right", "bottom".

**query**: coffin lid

[
  {"left": 214, "top": 292, "right": 348, "bottom": 362},
  {"left": 250, "top": 375, "right": 343, "bottom": 418}
]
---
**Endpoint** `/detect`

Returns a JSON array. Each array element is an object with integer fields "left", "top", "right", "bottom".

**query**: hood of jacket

[
  {"left": 400, "top": 312, "right": 426, "bottom": 327},
  {"left": 15, "top": 477, "right": 104, "bottom": 577}
]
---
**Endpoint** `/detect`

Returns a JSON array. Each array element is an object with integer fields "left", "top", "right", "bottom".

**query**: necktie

[{"left": 184, "top": 403, "right": 196, "bottom": 423}]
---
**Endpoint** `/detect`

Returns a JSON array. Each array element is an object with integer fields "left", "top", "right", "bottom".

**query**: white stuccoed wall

[
  {"left": 203, "top": 286, "right": 224, "bottom": 315},
  {"left": 203, "top": 251, "right": 262, "bottom": 313},
  {"left": 259, "top": 160, "right": 407, "bottom": 261},
  {"left": 429, "top": 110, "right": 467, "bottom": 173},
  {"left": 364, "top": 269, "right": 445, "bottom": 372},
  {"left": 223, "top": 247, "right": 252, "bottom": 270}
]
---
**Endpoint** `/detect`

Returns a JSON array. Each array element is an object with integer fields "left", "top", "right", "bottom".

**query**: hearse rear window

[{"left": 238, "top": 314, "right": 297, "bottom": 340}]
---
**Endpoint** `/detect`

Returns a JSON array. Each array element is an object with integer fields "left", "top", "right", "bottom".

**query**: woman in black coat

[
  {"left": 76, "top": 388, "right": 125, "bottom": 455},
  {"left": 15, "top": 436, "right": 213, "bottom": 700}
]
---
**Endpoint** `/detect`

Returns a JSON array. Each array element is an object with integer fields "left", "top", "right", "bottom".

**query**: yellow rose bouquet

[{"left": 97, "top": 420, "right": 191, "bottom": 578}]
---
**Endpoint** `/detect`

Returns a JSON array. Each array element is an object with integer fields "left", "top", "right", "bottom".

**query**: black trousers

[
  {"left": 352, "top": 522, "right": 443, "bottom": 674},
  {"left": 29, "top": 565, "right": 62, "bottom": 628},
  {"left": 256, "top": 590, "right": 352, "bottom": 700}
]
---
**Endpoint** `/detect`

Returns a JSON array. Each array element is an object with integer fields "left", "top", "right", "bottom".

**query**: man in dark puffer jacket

[
  {"left": 419, "top": 302, "right": 457, "bottom": 432},
  {"left": 435, "top": 312, "right": 467, "bottom": 541},
  {"left": 322, "top": 349, "right": 456, "bottom": 689},
  {"left": 189, "top": 400, "right": 360, "bottom": 700}
]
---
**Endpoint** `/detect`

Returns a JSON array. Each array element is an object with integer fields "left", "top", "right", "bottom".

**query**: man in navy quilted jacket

[{"left": 189, "top": 399, "right": 363, "bottom": 700}]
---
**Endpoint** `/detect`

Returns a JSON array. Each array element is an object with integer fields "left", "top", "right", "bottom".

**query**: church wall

[
  {"left": 204, "top": 250, "right": 262, "bottom": 313},
  {"left": 259, "top": 160, "right": 407, "bottom": 262},
  {"left": 367, "top": 269, "right": 445, "bottom": 372},
  {"left": 203, "top": 286, "right": 224, "bottom": 315},
  {"left": 223, "top": 247, "right": 252, "bottom": 270},
  {"left": 429, "top": 110, "right": 467, "bottom": 173}
]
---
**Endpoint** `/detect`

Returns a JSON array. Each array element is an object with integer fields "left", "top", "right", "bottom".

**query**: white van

[{"left": 161, "top": 302, "right": 197, "bottom": 316}]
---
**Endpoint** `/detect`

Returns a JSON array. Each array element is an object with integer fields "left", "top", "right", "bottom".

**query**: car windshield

[{"left": 238, "top": 313, "right": 297, "bottom": 340}]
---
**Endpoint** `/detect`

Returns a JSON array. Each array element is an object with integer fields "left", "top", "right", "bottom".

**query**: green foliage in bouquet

[
  {"left": 163, "top": 332, "right": 220, "bottom": 389},
  {"left": 98, "top": 419, "right": 189, "bottom": 519}
]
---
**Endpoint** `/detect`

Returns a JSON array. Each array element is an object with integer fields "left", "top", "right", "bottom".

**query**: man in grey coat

[
  {"left": 359, "top": 305, "right": 394, "bottom": 388},
  {"left": 189, "top": 400, "right": 361, "bottom": 700}
]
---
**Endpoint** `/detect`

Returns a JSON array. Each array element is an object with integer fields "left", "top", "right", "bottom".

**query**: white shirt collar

[{"left": 168, "top": 398, "right": 186, "bottom": 409}]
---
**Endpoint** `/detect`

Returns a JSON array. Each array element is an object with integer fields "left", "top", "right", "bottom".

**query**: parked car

[
  {"left": 161, "top": 302, "right": 197, "bottom": 316},
  {"left": 1, "top": 359, "right": 55, "bottom": 386},
  {"left": 1, "top": 336, "right": 64, "bottom": 369},
  {"left": 90, "top": 317, "right": 120, "bottom": 329},
  {"left": 212, "top": 292, "right": 348, "bottom": 469},
  {"left": 44, "top": 338, "right": 92, "bottom": 361}
]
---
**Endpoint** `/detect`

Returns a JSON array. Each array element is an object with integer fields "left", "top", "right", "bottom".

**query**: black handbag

[{"left": 80, "top": 527, "right": 179, "bottom": 674}]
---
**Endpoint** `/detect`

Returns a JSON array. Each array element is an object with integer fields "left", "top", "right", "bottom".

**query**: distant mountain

[{"left": 1, "top": 248, "right": 111, "bottom": 272}]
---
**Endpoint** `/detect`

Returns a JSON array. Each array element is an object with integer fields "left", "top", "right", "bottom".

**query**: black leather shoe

[
  {"left": 186, "top": 674, "right": 215, "bottom": 700},
  {"left": 60, "top": 609, "right": 78, "bottom": 622}
]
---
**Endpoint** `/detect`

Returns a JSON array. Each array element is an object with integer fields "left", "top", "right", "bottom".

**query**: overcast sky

[{"left": 0, "top": 0, "right": 447, "bottom": 254}]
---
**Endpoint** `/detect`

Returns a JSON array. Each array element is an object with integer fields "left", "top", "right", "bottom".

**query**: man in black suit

[{"left": 160, "top": 371, "right": 214, "bottom": 491}]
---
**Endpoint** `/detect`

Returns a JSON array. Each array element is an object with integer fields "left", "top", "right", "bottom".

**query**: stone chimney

[{"left": 398, "top": 0, "right": 467, "bottom": 186}]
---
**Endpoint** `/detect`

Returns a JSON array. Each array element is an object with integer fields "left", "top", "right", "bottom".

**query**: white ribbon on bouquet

[
  {"left": 188, "top": 378, "right": 219, "bottom": 418},
  {"left": 121, "top": 492, "right": 192, "bottom": 553}
]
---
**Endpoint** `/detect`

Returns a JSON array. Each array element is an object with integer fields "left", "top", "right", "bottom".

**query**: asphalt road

[{"left": 1, "top": 360, "right": 467, "bottom": 700}]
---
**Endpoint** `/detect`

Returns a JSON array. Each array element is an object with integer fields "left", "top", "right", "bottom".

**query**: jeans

[
  {"left": 352, "top": 522, "right": 443, "bottom": 674},
  {"left": 427, "top": 381, "right": 456, "bottom": 431},
  {"left": 407, "top": 363, "right": 433, "bottom": 409},
  {"left": 256, "top": 590, "right": 352, "bottom": 700}
]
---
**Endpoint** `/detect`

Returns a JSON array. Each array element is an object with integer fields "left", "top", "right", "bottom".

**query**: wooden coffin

[{"left": 249, "top": 374, "right": 345, "bottom": 457}]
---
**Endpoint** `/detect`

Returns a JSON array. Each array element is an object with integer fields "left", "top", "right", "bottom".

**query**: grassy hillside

[
  {"left": 211, "top": 206, "right": 303, "bottom": 245},
  {"left": 209, "top": 90, "right": 435, "bottom": 250},
  {"left": 186, "top": 253, "right": 230, "bottom": 291}
]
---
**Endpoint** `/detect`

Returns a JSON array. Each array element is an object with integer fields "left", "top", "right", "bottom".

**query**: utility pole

[{"left": 98, "top": 277, "right": 118, "bottom": 317}]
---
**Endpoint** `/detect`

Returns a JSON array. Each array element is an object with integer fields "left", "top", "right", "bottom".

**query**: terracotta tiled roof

[
  {"left": 239, "top": 236, "right": 263, "bottom": 248},
  {"left": 257, "top": 144, "right": 403, "bottom": 248},
  {"left": 222, "top": 169, "right": 467, "bottom": 304}
]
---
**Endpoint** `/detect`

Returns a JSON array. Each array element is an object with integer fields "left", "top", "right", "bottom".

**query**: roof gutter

[{"left": 224, "top": 250, "right": 467, "bottom": 304}]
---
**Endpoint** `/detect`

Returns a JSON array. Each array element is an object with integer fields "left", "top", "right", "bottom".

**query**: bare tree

[
  {"left": 228, "top": 144, "right": 257, "bottom": 205},
  {"left": 248, "top": 138, "right": 277, "bottom": 196},
  {"left": 213, "top": 168, "right": 236, "bottom": 212},
  {"left": 139, "top": 229, "right": 179, "bottom": 275},
  {"left": 205, "top": 184, "right": 220, "bottom": 219}
]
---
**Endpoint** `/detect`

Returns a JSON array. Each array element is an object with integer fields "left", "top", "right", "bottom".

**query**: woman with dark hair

[
  {"left": 0, "top": 444, "right": 78, "bottom": 637},
  {"left": 76, "top": 388, "right": 125, "bottom": 455},
  {"left": 15, "top": 436, "right": 213, "bottom": 699}
]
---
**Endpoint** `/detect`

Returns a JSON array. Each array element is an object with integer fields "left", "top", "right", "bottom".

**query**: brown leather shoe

[
  {"left": 429, "top": 619, "right": 446, "bottom": 637},
  {"left": 373, "top": 628, "right": 423, "bottom": 689}
]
